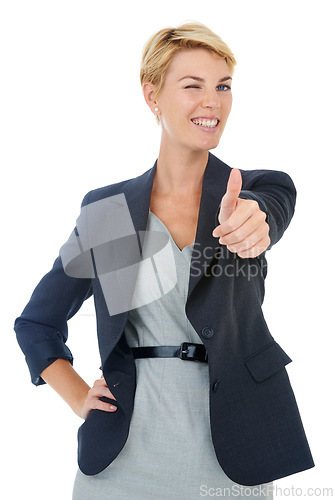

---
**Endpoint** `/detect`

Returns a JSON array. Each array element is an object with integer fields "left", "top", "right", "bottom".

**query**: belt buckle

[{"left": 180, "top": 342, "right": 191, "bottom": 360}]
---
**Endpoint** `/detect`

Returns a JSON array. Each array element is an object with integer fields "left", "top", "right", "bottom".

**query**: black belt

[{"left": 131, "top": 342, "right": 208, "bottom": 363}]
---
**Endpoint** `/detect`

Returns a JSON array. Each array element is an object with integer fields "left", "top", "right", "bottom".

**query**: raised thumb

[{"left": 219, "top": 168, "right": 242, "bottom": 224}]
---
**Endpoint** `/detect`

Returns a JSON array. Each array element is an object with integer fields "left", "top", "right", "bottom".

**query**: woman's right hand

[{"left": 77, "top": 375, "right": 118, "bottom": 420}]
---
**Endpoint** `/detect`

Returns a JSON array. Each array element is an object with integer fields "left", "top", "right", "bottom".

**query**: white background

[{"left": 1, "top": 0, "right": 333, "bottom": 498}]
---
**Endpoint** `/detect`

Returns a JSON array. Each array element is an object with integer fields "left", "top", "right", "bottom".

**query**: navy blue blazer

[{"left": 14, "top": 152, "right": 314, "bottom": 485}]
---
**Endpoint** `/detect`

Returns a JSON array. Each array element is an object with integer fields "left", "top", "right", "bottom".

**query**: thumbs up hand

[{"left": 212, "top": 169, "right": 270, "bottom": 258}]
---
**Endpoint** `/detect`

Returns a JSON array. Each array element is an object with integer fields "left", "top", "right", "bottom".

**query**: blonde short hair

[{"left": 140, "top": 21, "right": 237, "bottom": 124}]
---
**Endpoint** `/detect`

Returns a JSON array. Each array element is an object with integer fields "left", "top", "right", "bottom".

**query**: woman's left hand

[{"left": 212, "top": 169, "right": 270, "bottom": 259}]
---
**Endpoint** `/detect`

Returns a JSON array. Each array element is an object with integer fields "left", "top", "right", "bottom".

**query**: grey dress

[{"left": 72, "top": 211, "right": 273, "bottom": 499}]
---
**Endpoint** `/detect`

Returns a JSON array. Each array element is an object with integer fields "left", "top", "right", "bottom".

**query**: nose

[{"left": 201, "top": 88, "right": 220, "bottom": 109}]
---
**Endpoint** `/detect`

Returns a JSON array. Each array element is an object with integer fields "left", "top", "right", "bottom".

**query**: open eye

[{"left": 217, "top": 85, "right": 230, "bottom": 91}]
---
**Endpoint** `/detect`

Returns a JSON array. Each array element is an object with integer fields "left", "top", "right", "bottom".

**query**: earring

[{"left": 154, "top": 107, "right": 159, "bottom": 113}]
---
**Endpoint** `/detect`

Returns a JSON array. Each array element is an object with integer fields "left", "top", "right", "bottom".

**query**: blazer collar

[{"left": 123, "top": 151, "right": 231, "bottom": 299}]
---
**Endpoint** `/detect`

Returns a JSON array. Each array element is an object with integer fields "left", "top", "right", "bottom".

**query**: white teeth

[{"left": 191, "top": 119, "right": 218, "bottom": 128}]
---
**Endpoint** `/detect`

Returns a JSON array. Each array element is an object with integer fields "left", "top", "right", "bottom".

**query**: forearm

[{"left": 40, "top": 358, "right": 90, "bottom": 417}]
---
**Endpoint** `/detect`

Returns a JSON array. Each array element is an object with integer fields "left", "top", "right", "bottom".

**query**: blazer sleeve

[
  {"left": 215, "top": 168, "right": 297, "bottom": 251},
  {"left": 14, "top": 192, "right": 93, "bottom": 386}
]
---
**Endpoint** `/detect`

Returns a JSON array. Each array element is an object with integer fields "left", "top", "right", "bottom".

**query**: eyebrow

[{"left": 178, "top": 75, "right": 232, "bottom": 83}]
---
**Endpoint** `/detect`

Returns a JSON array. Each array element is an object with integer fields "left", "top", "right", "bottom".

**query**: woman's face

[{"left": 153, "top": 48, "right": 233, "bottom": 153}]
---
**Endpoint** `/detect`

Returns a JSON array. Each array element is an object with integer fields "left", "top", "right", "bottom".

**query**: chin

[{"left": 197, "top": 139, "right": 220, "bottom": 151}]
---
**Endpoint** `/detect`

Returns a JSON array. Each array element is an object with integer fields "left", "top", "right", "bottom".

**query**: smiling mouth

[{"left": 191, "top": 118, "right": 219, "bottom": 128}]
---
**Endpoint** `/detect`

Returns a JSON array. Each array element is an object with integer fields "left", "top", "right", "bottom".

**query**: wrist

[{"left": 71, "top": 386, "right": 91, "bottom": 418}]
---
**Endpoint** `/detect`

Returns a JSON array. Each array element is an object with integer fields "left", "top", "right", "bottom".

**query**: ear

[{"left": 142, "top": 82, "right": 158, "bottom": 113}]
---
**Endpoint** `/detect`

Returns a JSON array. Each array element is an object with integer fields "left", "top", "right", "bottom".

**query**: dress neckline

[{"left": 149, "top": 210, "right": 195, "bottom": 253}]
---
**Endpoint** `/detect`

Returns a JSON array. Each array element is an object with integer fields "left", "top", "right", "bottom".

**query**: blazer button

[
  {"left": 201, "top": 326, "right": 214, "bottom": 339},
  {"left": 213, "top": 380, "right": 220, "bottom": 392}
]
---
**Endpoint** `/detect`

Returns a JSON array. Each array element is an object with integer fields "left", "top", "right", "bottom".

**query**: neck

[{"left": 153, "top": 140, "right": 209, "bottom": 197}]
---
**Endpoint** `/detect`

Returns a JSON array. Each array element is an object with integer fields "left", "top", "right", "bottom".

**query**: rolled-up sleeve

[{"left": 14, "top": 195, "right": 93, "bottom": 386}]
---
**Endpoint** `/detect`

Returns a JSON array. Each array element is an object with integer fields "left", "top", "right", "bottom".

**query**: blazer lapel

[{"left": 123, "top": 152, "right": 231, "bottom": 301}]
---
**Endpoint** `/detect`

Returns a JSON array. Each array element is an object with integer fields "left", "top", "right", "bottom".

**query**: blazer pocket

[{"left": 244, "top": 341, "right": 292, "bottom": 382}]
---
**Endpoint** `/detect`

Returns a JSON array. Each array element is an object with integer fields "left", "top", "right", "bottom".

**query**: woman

[{"left": 14, "top": 22, "right": 314, "bottom": 499}]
